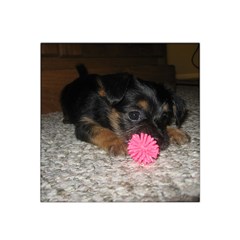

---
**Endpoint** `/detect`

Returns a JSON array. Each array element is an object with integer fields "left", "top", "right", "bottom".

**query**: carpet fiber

[{"left": 41, "top": 85, "right": 200, "bottom": 202}]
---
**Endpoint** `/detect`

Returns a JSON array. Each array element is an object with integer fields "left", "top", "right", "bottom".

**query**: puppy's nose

[{"left": 153, "top": 134, "right": 169, "bottom": 151}]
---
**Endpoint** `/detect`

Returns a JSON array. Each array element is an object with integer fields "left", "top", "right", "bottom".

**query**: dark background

[{"left": 41, "top": 43, "right": 199, "bottom": 113}]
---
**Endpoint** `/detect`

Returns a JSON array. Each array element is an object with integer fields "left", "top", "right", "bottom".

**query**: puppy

[{"left": 61, "top": 65, "right": 190, "bottom": 156}]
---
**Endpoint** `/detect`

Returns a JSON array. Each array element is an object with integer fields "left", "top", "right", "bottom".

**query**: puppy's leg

[
  {"left": 76, "top": 117, "right": 127, "bottom": 156},
  {"left": 91, "top": 126, "right": 127, "bottom": 156},
  {"left": 167, "top": 127, "right": 190, "bottom": 145}
]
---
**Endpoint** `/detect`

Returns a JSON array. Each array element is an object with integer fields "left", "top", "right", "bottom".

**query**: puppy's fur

[{"left": 61, "top": 65, "right": 190, "bottom": 155}]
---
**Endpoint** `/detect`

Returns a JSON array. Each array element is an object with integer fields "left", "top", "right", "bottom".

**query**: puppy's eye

[{"left": 128, "top": 111, "right": 141, "bottom": 121}]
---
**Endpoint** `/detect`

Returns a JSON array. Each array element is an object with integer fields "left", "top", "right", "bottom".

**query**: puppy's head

[{"left": 98, "top": 73, "right": 187, "bottom": 150}]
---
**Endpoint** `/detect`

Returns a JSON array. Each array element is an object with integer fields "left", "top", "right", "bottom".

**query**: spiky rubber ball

[{"left": 127, "top": 133, "right": 160, "bottom": 165}]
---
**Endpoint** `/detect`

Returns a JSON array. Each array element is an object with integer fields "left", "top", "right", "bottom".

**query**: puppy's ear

[
  {"left": 98, "top": 73, "right": 131, "bottom": 105},
  {"left": 172, "top": 94, "right": 187, "bottom": 127}
]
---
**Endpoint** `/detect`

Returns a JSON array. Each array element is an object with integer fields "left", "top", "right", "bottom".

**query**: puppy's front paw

[
  {"left": 108, "top": 139, "right": 127, "bottom": 156},
  {"left": 90, "top": 127, "right": 127, "bottom": 156},
  {"left": 167, "top": 127, "right": 190, "bottom": 145}
]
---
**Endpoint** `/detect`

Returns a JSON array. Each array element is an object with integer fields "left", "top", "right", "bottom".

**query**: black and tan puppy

[{"left": 61, "top": 65, "right": 190, "bottom": 156}]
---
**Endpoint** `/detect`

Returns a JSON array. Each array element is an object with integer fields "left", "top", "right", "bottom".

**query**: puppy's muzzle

[{"left": 126, "top": 121, "right": 169, "bottom": 150}]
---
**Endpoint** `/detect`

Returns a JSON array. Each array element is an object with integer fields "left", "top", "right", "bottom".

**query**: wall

[
  {"left": 41, "top": 43, "right": 176, "bottom": 113},
  {"left": 167, "top": 43, "right": 199, "bottom": 80}
]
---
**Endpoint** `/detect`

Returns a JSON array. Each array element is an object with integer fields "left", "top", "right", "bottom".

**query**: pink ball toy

[{"left": 127, "top": 133, "right": 160, "bottom": 165}]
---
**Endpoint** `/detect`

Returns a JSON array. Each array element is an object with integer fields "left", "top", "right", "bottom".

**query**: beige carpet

[{"left": 41, "top": 85, "right": 200, "bottom": 202}]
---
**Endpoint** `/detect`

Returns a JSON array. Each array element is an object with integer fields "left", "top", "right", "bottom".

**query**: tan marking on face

[
  {"left": 108, "top": 108, "right": 121, "bottom": 133},
  {"left": 162, "top": 103, "right": 169, "bottom": 112},
  {"left": 97, "top": 79, "right": 106, "bottom": 97},
  {"left": 137, "top": 99, "right": 149, "bottom": 111}
]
